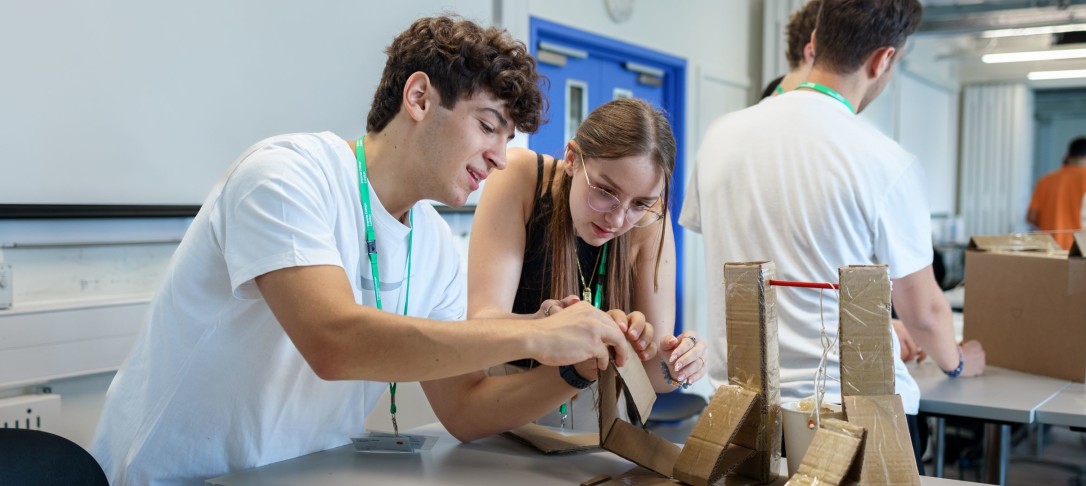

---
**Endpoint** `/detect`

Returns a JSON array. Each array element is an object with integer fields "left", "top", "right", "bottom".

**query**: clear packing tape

[{"left": 720, "top": 262, "right": 782, "bottom": 483}]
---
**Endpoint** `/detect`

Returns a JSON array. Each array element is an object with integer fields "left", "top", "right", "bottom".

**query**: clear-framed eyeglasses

[{"left": 578, "top": 152, "right": 664, "bottom": 228}]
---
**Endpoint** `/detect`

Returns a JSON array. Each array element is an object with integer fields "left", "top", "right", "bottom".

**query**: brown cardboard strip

[
  {"left": 843, "top": 395, "right": 919, "bottom": 485},
  {"left": 602, "top": 418, "right": 682, "bottom": 477},
  {"left": 597, "top": 467, "right": 681, "bottom": 485},
  {"left": 784, "top": 418, "right": 865, "bottom": 486},
  {"left": 614, "top": 338, "right": 657, "bottom": 424},
  {"left": 581, "top": 473, "right": 612, "bottom": 486},
  {"left": 672, "top": 385, "right": 759, "bottom": 486},
  {"left": 969, "top": 233, "right": 1062, "bottom": 253},
  {"left": 838, "top": 265, "right": 894, "bottom": 397},
  {"left": 724, "top": 262, "right": 782, "bottom": 483},
  {"left": 500, "top": 422, "right": 598, "bottom": 454}
]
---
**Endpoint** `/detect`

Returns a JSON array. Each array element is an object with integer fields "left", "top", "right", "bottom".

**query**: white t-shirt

[
  {"left": 680, "top": 91, "right": 930, "bottom": 414},
  {"left": 91, "top": 132, "right": 465, "bottom": 485}
]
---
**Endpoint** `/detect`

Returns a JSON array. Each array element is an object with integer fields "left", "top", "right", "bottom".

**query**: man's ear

[
  {"left": 803, "top": 41, "right": 816, "bottom": 65},
  {"left": 402, "top": 71, "right": 436, "bottom": 122},
  {"left": 867, "top": 46, "right": 896, "bottom": 79}
]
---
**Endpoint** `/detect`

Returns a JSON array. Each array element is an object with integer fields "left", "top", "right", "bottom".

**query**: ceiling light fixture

[
  {"left": 983, "top": 48, "right": 1086, "bottom": 63},
  {"left": 981, "top": 24, "right": 1086, "bottom": 39},
  {"left": 1027, "top": 69, "right": 1086, "bottom": 80}
]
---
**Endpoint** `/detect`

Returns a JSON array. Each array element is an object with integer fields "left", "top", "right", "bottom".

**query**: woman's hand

[
  {"left": 661, "top": 332, "right": 707, "bottom": 386},
  {"left": 608, "top": 310, "right": 657, "bottom": 361},
  {"left": 535, "top": 295, "right": 582, "bottom": 319}
]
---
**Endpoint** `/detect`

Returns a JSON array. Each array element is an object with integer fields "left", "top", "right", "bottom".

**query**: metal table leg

[
  {"left": 982, "top": 423, "right": 1011, "bottom": 485},
  {"left": 935, "top": 416, "right": 946, "bottom": 478}
]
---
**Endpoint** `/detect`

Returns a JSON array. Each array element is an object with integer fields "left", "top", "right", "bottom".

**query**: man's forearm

[{"left": 422, "top": 366, "right": 579, "bottom": 442}]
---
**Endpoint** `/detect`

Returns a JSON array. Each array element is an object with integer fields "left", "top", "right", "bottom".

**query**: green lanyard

[
  {"left": 796, "top": 81, "right": 855, "bottom": 114},
  {"left": 356, "top": 137, "right": 413, "bottom": 435},
  {"left": 559, "top": 241, "right": 609, "bottom": 426},
  {"left": 774, "top": 84, "right": 785, "bottom": 95},
  {"left": 592, "top": 241, "right": 608, "bottom": 309}
]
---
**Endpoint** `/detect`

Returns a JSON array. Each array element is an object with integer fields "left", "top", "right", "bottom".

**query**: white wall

[{"left": 1, "top": 0, "right": 763, "bottom": 449}]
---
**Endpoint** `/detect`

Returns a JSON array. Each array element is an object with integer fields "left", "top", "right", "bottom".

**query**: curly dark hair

[
  {"left": 785, "top": 0, "right": 821, "bottom": 70},
  {"left": 366, "top": 16, "right": 546, "bottom": 134},
  {"left": 813, "top": 0, "right": 923, "bottom": 74}
]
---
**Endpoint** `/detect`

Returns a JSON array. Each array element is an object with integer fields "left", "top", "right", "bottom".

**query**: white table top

[
  {"left": 207, "top": 422, "right": 980, "bottom": 485},
  {"left": 1036, "top": 383, "right": 1086, "bottom": 429},
  {"left": 909, "top": 362, "right": 1071, "bottom": 423}
]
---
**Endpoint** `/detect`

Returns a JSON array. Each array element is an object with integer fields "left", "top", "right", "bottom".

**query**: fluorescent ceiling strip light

[
  {"left": 981, "top": 23, "right": 1086, "bottom": 39},
  {"left": 1028, "top": 69, "right": 1086, "bottom": 80},
  {"left": 983, "top": 48, "right": 1086, "bottom": 63}
]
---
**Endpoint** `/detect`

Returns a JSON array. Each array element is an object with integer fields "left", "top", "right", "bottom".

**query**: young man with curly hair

[{"left": 92, "top": 16, "right": 636, "bottom": 485}]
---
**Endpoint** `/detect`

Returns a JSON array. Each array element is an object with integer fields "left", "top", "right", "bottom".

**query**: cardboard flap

[
  {"left": 500, "top": 423, "right": 598, "bottom": 454},
  {"left": 1072, "top": 231, "right": 1085, "bottom": 257},
  {"left": 968, "top": 234, "right": 1060, "bottom": 253},
  {"left": 785, "top": 418, "right": 866, "bottom": 486},
  {"left": 598, "top": 357, "right": 680, "bottom": 479},
  {"left": 614, "top": 339, "right": 657, "bottom": 424},
  {"left": 843, "top": 395, "right": 920, "bottom": 485},
  {"left": 601, "top": 419, "right": 682, "bottom": 477},
  {"left": 672, "top": 385, "right": 759, "bottom": 486}
]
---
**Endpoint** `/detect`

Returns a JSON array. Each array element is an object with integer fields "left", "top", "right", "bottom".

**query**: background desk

[
  {"left": 1036, "top": 383, "right": 1086, "bottom": 430},
  {"left": 208, "top": 422, "right": 981, "bottom": 485},
  {"left": 909, "top": 362, "right": 1071, "bottom": 484}
]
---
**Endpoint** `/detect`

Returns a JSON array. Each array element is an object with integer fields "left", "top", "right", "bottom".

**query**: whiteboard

[{"left": 0, "top": 0, "right": 490, "bottom": 206}]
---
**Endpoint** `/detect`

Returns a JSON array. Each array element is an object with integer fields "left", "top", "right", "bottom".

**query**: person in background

[
  {"left": 422, "top": 99, "right": 706, "bottom": 439},
  {"left": 1027, "top": 136, "right": 1086, "bottom": 249},
  {"left": 681, "top": 0, "right": 985, "bottom": 473},
  {"left": 760, "top": 0, "right": 822, "bottom": 100},
  {"left": 91, "top": 16, "right": 636, "bottom": 485}
]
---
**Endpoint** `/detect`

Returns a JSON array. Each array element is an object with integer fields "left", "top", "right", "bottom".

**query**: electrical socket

[
  {"left": 0, "top": 393, "right": 60, "bottom": 432},
  {"left": 0, "top": 263, "right": 11, "bottom": 309}
]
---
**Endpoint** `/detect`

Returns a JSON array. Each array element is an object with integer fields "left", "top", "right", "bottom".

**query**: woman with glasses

[{"left": 434, "top": 99, "right": 706, "bottom": 435}]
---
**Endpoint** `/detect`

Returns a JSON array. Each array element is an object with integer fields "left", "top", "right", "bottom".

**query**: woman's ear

[{"left": 564, "top": 141, "right": 579, "bottom": 177}]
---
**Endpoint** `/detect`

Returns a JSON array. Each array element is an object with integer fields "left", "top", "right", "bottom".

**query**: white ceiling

[{"left": 913, "top": 0, "right": 1086, "bottom": 87}]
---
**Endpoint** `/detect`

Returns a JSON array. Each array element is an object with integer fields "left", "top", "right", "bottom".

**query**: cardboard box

[{"left": 963, "top": 233, "right": 1086, "bottom": 383}]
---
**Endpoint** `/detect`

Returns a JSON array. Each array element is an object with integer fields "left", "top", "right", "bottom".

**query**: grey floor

[{"left": 646, "top": 418, "right": 1086, "bottom": 485}]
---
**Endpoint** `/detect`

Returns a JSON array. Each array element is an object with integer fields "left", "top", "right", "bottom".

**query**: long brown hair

[{"left": 545, "top": 98, "right": 676, "bottom": 311}]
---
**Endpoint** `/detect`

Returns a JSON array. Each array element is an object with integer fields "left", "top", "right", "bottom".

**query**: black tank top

[
  {"left": 510, "top": 154, "right": 604, "bottom": 369},
  {"left": 512, "top": 153, "right": 605, "bottom": 315}
]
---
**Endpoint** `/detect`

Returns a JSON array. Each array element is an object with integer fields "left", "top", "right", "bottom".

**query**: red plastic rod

[{"left": 768, "top": 279, "right": 839, "bottom": 290}]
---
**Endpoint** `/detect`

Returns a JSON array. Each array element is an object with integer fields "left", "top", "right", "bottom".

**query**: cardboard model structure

[
  {"left": 590, "top": 261, "right": 782, "bottom": 485},
  {"left": 785, "top": 265, "right": 920, "bottom": 485},
  {"left": 584, "top": 263, "right": 919, "bottom": 486}
]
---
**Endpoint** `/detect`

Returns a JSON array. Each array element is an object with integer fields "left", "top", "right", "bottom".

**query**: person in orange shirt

[{"left": 1028, "top": 136, "right": 1086, "bottom": 249}]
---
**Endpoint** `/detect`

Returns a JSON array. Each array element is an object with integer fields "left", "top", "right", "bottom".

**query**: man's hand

[
  {"left": 959, "top": 339, "right": 986, "bottom": 377},
  {"left": 529, "top": 301, "right": 628, "bottom": 370},
  {"left": 893, "top": 319, "right": 926, "bottom": 363}
]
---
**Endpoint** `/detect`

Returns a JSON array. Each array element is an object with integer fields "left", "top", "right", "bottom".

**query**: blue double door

[{"left": 530, "top": 49, "right": 665, "bottom": 157}]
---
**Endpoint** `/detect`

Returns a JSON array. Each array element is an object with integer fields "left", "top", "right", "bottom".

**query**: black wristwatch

[{"left": 559, "top": 365, "right": 596, "bottom": 389}]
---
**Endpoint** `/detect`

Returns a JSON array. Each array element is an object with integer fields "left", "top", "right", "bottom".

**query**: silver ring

[
  {"left": 544, "top": 303, "right": 557, "bottom": 317},
  {"left": 686, "top": 335, "right": 698, "bottom": 346}
]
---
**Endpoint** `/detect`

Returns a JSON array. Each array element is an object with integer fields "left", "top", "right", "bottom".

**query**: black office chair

[
  {"left": 0, "top": 428, "right": 108, "bottom": 486},
  {"left": 647, "top": 390, "right": 709, "bottom": 424}
]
